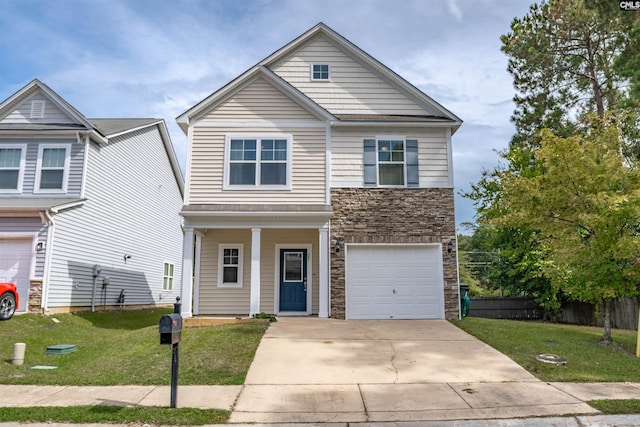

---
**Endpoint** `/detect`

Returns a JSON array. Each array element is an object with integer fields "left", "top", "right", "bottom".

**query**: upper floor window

[
  {"left": 224, "top": 135, "right": 292, "bottom": 190},
  {"left": 364, "top": 137, "right": 419, "bottom": 188},
  {"left": 377, "top": 139, "right": 405, "bottom": 186},
  {"left": 35, "top": 144, "right": 70, "bottom": 193},
  {"left": 311, "top": 64, "right": 330, "bottom": 81},
  {"left": 0, "top": 145, "right": 25, "bottom": 192}
]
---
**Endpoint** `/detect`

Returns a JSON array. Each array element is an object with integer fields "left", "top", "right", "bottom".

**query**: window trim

[
  {"left": 218, "top": 244, "right": 244, "bottom": 288},
  {"left": 163, "top": 262, "right": 175, "bottom": 291},
  {"left": 311, "top": 63, "right": 331, "bottom": 81},
  {"left": 0, "top": 144, "right": 26, "bottom": 193},
  {"left": 223, "top": 134, "right": 293, "bottom": 191},
  {"left": 376, "top": 136, "right": 407, "bottom": 188},
  {"left": 34, "top": 143, "right": 71, "bottom": 193}
]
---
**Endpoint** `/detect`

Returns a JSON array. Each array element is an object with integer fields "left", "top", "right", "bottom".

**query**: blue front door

[{"left": 279, "top": 249, "right": 307, "bottom": 312}]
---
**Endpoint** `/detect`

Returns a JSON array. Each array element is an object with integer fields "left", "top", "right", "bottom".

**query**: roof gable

[
  {"left": 177, "top": 66, "right": 334, "bottom": 132},
  {"left": 177, "top": 23, "right": 461, "bottom": 133},
  {"left": 0, "top": 79, "right": 94, "bottom": 128},
  {"left": 262, "top": 23, "right": 461, "bottom": 127}
]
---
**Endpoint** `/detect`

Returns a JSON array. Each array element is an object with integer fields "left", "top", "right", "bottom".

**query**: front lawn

[
  {"left": 0, "top": 309, "right": 268, "bottom": 385},
  {"left": 452, "top": 317, "right": 639, "bottom": 382}
]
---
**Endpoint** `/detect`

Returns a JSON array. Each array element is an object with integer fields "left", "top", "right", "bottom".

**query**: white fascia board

[
  {"left": 50, "top": 199, "right": 87, "bottom": 213},
  {"left": 181, "top": 210, "right": 333, "bottom": 219}
]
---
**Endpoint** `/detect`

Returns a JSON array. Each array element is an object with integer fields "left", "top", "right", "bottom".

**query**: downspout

[{"left": 41, "top": 209, "right": 56, "bottom": 312}]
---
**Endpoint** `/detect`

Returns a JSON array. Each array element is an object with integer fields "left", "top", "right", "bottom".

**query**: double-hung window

[
  {"left": 35, "top": 144, "right": 70, "bottom": 192},
  {"left": 364, "top": 137, "right": 418, "bottom": 188},
  {"left": 0, "top": 145, "right": 25, "bottom": 192},
  {"left": 163, "top": 262, "right": 174, "bottom": 291},
  {"left": 225, "top": 135, "right": 291, "bottom": 189},
  {"left": 218, "top": 244, "right": 243, "bottom": 288},
  {"left": 377, "top": 139, "right": 405, "bottom": 186}
]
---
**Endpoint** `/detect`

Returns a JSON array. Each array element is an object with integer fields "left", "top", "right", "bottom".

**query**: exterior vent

[{"left": 30, "top": 100, "right": 45, "bottom": 119}]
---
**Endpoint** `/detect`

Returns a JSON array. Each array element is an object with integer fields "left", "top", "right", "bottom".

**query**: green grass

[
  {"left": 588, "top": 399, "right": 640, "bottom": 414},
  {"left": 0, "top": 406, "right": 229, "bottom": 425},
  {"left": 0, "top": 309, "right": 268, "bottom": 385},
  {"left": 452, "top": 317, "right": 640, "bottom": 382}
]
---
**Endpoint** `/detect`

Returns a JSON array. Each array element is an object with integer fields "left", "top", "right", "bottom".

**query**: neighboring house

[
  {"left": 0, "top": 79, "right": 184, "bottom": 313},
  {"left": 177, "top": 23, "right": 462, "bottom": 320}
]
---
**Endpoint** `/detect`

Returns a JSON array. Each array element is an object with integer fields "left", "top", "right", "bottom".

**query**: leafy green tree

[
  {"left": 502, "top": 0, "right": 639, "bottom": 153},
  {"left": 466, "top": 0, "right": 640, "bottom": 323},
  {"left": 496, "top": 116, "right": 640, "bottom": 343}
]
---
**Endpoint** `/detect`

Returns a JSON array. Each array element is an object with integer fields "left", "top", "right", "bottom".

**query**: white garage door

[
  {"left": 0, "top": 238, "right": 32, "bottom": 313},
  {"left": 346, "top": 245, "right": 444, "bottom": 320}
]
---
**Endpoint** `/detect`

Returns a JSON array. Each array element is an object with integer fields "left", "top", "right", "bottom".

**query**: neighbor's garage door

[
  {"left": 0, "top": 238, "right": 32, "bottom": 313},
  {"left": 346, "top": 245, "right": 444, "bottom": 320}
]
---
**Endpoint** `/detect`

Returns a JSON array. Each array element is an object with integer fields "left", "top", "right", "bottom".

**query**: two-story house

[
  {"left": 0, "top": 79, "right": 184, "bottom": 314},
  {"left": 177, "top": 23, "right": 462, "bottom": 320}
]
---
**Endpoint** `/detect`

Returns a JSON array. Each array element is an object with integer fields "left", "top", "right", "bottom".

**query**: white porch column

[
  {"left": 180, "top": 227, "right": 194, "bottom": 318},
  {"left": 250, "top": 228, "right": 261, "bottom": 316},
  {"left": 319, "top": 227, "right": 329, "bottom": 318}
]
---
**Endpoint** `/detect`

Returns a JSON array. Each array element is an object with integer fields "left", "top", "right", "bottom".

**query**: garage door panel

[
  {"left": 0, "top": 239, "right": 32, "bottom": 313},
  {"left": 346, "top": 245, "right": 444, "bottom": 320}
]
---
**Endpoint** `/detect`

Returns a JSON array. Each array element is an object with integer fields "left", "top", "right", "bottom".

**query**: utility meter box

[{"left": 159, "top": 313, "right": 182, "bottom": 345}]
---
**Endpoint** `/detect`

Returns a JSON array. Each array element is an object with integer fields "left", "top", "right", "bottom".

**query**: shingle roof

[
  {"left": 87, "top": 119, "right": 160, "bottom": 136},
  {"left": 334, "top": 114, "right": 454, "bottom": 123}
]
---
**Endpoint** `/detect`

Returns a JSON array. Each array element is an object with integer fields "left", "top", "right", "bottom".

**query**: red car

[{"left": 0, "top": 282, "right": 18, "bottom": 320}]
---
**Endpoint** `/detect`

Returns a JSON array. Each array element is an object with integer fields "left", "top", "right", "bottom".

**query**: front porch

[{"left": 180, "top": 204, "right": 332, "bottom": 319}]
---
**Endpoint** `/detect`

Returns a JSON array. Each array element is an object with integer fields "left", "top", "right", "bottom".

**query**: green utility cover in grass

[{"left": 46, "top": 344, "right": 77, "bottom": 355}]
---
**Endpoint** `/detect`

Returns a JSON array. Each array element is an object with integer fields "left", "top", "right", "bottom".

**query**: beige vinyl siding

[
  {"left": 331, "top": 127, "right": 450, "bottom": 187},
  {"left": 260, "top": 229, "right": 319, "bottom": 314},
  {"left": 202, "top": 77, "right": 317, "bottom": 122},
  {"left": 190, "top": 126, "right": 326, "bottom": 204},
  {"left": 272, "top": 35, "right": 437, "bottom": 116},
  {"left": 190, "top": 78, "right": 327, "bottom": 204},
  {"left": 198, "top": 229, "right": 252, "bottom": 315},
  {"left": 2, "top": 93, "right": 76, "bottom": 124},
  {"left": 197, "top": 228, "right": 320, "bottom": 315}
]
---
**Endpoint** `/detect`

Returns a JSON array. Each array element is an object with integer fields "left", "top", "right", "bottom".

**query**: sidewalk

[{"left": 2, "top": 382, "right": 640, "bottom": 425}]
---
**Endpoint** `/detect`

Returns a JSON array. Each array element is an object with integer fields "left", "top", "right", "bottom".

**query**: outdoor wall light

[
  {"left": 335, "top": 241, "right": 341, "bottom": 253},
  {"left": 36, "top": 242, "right": 45, "bottom": 251},
  {"left": 124, "top": 254, "right": 132, "bottom": 263},
  {"left": 447, "top": 239, "right": 454, "bottom": 253}
]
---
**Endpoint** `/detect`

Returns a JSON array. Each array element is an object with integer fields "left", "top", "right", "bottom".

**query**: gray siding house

[
  {"left": 177, "top": 23, "right": 462, "bottom": 320},
  {"left": 0, "top": 80, "right": 184, "bottom": 313}
]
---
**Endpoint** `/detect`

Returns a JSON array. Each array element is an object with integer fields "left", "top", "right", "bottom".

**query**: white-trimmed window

[
  {"left": 35, "top": 144, "right": 70, "bottom": 192},
  {"left": 377, "top": 138, "right": 406, "bottom": 186},
  {"left": 311, "top": 64, "right": 330, "bottom": 81},
  {"left": 0, "top": 145, "right": 26, "bottom": 192},
  {"left": 224, "top": 135, "right": 292, "bottom": 190},
  {"left": 218, "top": 244, "right": 243, "bottom": 288},
  {"left": 163, "top": 262, "right": 174, "bottom": 291}
]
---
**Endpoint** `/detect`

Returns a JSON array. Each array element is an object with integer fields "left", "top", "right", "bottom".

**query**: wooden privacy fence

[{"left": 468, "top": 296, "right": 640, "bottom": 330}]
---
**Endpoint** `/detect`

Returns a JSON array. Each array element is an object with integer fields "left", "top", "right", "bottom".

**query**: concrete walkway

[{"left": 3, "top": 318, "right": 640, "bottom": 425}]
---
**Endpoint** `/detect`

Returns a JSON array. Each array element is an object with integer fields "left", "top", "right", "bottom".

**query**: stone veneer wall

[
  {"left": 330, "top": 188, "right": 459, "bottom": 320},
  {"left": 28, "top": 280, "right": 42, "bottom": 313}
]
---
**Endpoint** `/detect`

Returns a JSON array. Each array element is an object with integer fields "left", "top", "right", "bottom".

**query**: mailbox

[{"left": 159, "top": 313, "right": 182, "bottom": 345}]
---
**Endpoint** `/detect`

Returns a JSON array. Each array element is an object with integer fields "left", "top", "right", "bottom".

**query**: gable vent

[{"left": 30, "top": 100, "right": 46, "bottom": 119}]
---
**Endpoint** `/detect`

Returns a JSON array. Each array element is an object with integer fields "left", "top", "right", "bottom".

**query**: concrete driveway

[{"left": 231, "top": 318, "right": 597, "bottom": 423}]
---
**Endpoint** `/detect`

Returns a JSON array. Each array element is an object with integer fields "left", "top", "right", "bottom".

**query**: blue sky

[{"left": 0, "top": 0, "right": 533, "bottom": 231}]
